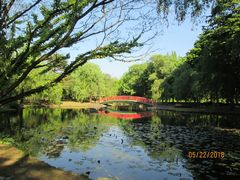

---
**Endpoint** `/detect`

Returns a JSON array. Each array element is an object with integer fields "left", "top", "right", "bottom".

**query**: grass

[
  {"left": 48, "top": 101, "right": 104, "bottom": 109},
  {"left": 0, "top": 135, "right": 16, "bottom": 146}
]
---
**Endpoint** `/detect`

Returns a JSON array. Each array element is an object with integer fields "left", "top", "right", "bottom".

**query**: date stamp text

[{"left": 187, "top": 151, "right": 224, "bottom": 159}]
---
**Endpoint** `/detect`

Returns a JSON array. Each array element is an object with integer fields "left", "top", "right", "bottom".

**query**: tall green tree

[
  {"left": 63, "top": 63, "right": 118, "bottom": 101},
  {"left": 0, "top": 0, "right": 158, "bottom": 106},
  {"left": 162, "top": 0, "right": 240, "bottom": 104},
  {"left": 200, "top": 0, "right": 240, "bottom": 103},
  {"left": 101, "top": 74, "right": 119, "bottom": 97},
  {"left": 119, "top": 53, "right": 181, "bottom": 100},
  {"left": 147, "top": 53, "right": 181, "bottom": 101},
  {"left": 0, "top": 0, "right": 221, "bottom": 106},
  {"left": 156, "top": 0, "right": 215, "bottom": 22},
  {"left": 18, "top": 67, "right": 63, "bottom": 104},
  {"left": 119, "top": 63, "right": 148, "bottom": 96}
]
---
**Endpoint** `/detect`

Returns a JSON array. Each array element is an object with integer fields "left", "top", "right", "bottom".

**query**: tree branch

[{"left": 7, "top": 0, "right": 42, "bottom": 26}]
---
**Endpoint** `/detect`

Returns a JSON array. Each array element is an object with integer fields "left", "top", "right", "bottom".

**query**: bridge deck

[{"left": 99, "top": 96, "right": 154, "bottom": 106}]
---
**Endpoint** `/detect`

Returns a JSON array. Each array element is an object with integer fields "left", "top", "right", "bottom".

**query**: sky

[
  {"left": 63, "top": 2, "right": 207, "bottom": 79},
  {"left": 91, "top": 19, "right": 204, "bottom": 78}
]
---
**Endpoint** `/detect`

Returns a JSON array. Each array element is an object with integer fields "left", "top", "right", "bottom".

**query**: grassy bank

[
  {"left": 48, "top": 101, "right": 104, "bottom": 109},
  {"left": 21, "top": 101, "right": 104, "bottom": 109}
]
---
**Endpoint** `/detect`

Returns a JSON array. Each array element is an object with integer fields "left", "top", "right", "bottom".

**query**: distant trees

[
  {"left": 118, "top": 63, "right": 148, "bottom": 96},
  {"left": 119, "top": 53, "right": 182, "bottom": 101},
  {"left": 18, "top": 67, "right": 63, "bottom": 104},
  {"left": 17, "top": 63, "right": 118, "bottom": 104},
  {"left": 161, "top": 62, "right": 200, "bottom": 102},
  {"left": 62, "top": 63, "right": 118, "bottom": 102},
  {"left": 162, "top": 0, "right": 240, "bottom": 104},
  {"left": 120, "top": 0, "right": 240, "bottom": 104},
  {"left": 0, "top": 0, "right": 159, "bottom": 106},
  {"left": 147, "top": 53, "right": 182, "bottom": 101},
  {"left": 1, "top": 0, "right": 236, "bottom": 106}
]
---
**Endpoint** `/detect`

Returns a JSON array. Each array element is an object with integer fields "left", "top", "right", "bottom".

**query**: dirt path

[{"left": 0, "top": 144, "right": 88, "bottom": 180}]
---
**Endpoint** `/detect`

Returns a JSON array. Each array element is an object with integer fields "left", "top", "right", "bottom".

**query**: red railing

[{"left": 99, "top": 96, "right": 154, "bottom": 105}]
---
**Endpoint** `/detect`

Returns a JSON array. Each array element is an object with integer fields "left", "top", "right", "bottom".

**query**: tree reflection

[
  {"left": 120, "top": 114, "right": 182, "bottom": 163},
  {"left": 119, "top": 111, "right": 240, "bottom": 178},
  {"left": 0, "top": 109, "right": 111, "bottom": 156}
]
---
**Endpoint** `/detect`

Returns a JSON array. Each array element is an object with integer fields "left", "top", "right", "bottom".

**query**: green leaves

[
  {"left": 0, "top": 0, "right": 147, "bottom": 105},
  {"left": 119, "top": 53, "right": 181, "bottom": 100},
  {"left": 156, "top": 0, "right": 214, "bottom": 23},
  {"left": 161, "top": 0, "right": 240, "bottom": 103},
  {"left": 120, "top": 0, "right": 240, "bottom": 104},
  {"left": 62, "top": 63, "right": 118, "bottom": 102},
  {"left": 119, "top": 63, "right": 148, "bottom": 96}
]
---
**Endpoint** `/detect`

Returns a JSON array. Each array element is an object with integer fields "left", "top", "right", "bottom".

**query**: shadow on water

[{"left": 0, "top": 108, "right": 240, "bottom": 179}]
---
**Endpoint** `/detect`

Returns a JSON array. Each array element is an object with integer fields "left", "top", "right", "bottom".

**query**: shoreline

[
  {"left": 50, "top": 101, "right": 240, "bottom": 115},
  {"left": 150, "top": 104, "right": 240, "bottom": 115},
  {"left": 0, "top": 143, "right": 88, "bottom": 180},
  {"left": 48, "top": 101, "right": 104, "bottom": 109},
  {"left": 1, "top": 101, "right": 240, "bottom": 115}
]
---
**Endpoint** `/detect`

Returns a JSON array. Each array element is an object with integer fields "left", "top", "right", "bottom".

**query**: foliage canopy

[
  {"left": 0, "top": 0, "right": 226, "bottom": 106},
  {"left": 0, "top": 0, "right": 158, "bottom": 106}
]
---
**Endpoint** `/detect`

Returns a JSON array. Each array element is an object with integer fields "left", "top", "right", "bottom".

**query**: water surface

[{"left": 0, "top": 108, "right": 240, "bottom": 179}]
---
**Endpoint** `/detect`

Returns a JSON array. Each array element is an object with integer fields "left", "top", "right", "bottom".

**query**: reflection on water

[
  {"left": 0, "top": 108, "right": 240, "bottom": 179},
  {"left": 98, "top": 107, "right": 153, "bottom": 119}
]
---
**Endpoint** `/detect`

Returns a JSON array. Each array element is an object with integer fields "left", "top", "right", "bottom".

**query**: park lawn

[{"left": 48, "top": 101, "right": 104, "bottom": 109}]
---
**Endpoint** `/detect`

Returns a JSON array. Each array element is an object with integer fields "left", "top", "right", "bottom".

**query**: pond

[{"left": 0, "top": 108, "right": 240, "bottom": 179}]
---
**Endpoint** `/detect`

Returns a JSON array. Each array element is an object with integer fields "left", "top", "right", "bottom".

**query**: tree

[
  {"left": 202, "top": 0, "right": 240, "bottom": 104},
  {"left": 0, "top": 0, "right": 222, "bottom": 106},
  {"left": 18, "top": 67, "right": 63, "bottom": 104},
  {"left": 0, "top": 0, "right": 159, "bottom": 106},
  {"left": 119, "top": 63, "right": 148, "bottom": 96},
  {"left": 161, "top": 0, "right": 240, "bottom": 104},
  {"left": 63, "top": 63, "right": 118, "bottom": 101},
  {"left": 147, "top": 53, "right": 181, "bottom": 101},
  {"left": 156, "top": 0, "right": 215, "bottom": 22},
  {"left": 101, "top": 74, "right": 119, "bottom": 97},
  {"left": 119, "top": 53, "right": 182, "bottom": 100},
  {"left": 63, "top": 63, "right": 99, "bottom": 101},
  {"left": 187, "top": 0, "right": 240, "bottom": 104}
]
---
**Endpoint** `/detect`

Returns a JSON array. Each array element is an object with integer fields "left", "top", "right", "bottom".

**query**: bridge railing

[{"left": 99, "top": 96, "right": 154, "bottom": 105}]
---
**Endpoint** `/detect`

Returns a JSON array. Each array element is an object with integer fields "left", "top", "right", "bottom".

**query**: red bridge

[{"left": 99, "top": 96, "right": 155, "bottom": 106}]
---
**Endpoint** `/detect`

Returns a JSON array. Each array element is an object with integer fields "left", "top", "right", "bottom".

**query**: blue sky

[
  {"left": 91, "top": 19, "right": 204, "bottom": 78},
  {"left": 64, "top": 3, "right": 207, "bottom": 79}
]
